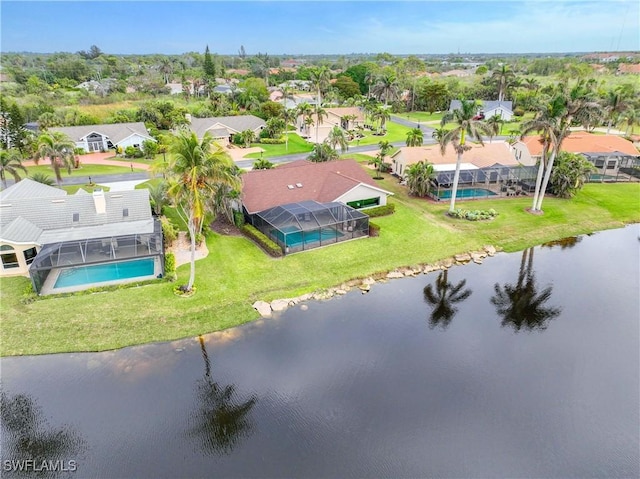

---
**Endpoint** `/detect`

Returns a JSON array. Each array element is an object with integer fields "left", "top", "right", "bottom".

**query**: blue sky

[{"left": 1, "top": 1, "right": 639, "bottom": 55}]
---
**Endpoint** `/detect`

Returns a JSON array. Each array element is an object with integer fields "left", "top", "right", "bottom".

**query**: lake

[{"left": 1, "top": 225, "right": 638, "bottom": 478}]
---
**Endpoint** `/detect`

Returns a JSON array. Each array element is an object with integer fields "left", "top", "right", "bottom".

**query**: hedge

[
  {"left": 369, "top": 222, "right": 381, "bottom": 237},
  {"left": 363, "top": 203, "right": 395, "bottom": 217},
  {"left": 260, "top": 137, "right": 285, "bottom": 144},
  {"left": 241, "top": 224, "right": 283, "bottom": 257}
]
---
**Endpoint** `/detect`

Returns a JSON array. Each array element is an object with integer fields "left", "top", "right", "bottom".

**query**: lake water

[{"left": 1, "top": 226, "right": 638, "bottom": 478}]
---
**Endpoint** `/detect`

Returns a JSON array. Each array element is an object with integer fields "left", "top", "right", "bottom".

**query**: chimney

[{"left": 93, "top": 189, "right": 106, "bottom": 214}]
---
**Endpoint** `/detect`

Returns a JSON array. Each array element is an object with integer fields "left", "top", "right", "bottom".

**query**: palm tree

[
  {"left": 603, "top": 89, "right": 628, "bottom": 134},
  {"left": 313, "top": 106, "right": 328, "bottom": 144},
  {"left": 29, "top": 172, "right": 55, "bottom": 186},
  {"left": 239, "top": 129, "right": 256, "bottom": 148},
  {"left": 166, "top": 131, "right": 240, "bottom": 292},
  {"left": 372, "top": 71, "right": 400, "bottom": 105},
  {"left": 308, "top": 142, "right": 339, "bottom": 162},
  {"left": 490, "top": 248, "right": 561, "bottom": 332},
  {"left": 252, "top": 158, "right": 274, "bottom": 170},
  {"left": 486, "top": 114, "right": 503, "bottom": 142},
  {"left": 371, "top": 105, "right": 390, "bottom": 133},
  {"left": 534, "top": 81, "right": 600, "bottom": 212},
  {"left": 622, "top": 106, "right": 639, "bottom": 136},
  {"left": 189, "top": 335, "right": 257, "bottom": 456},
  {"left": 423, "top": 270, "right": 473, "bottom": 330},
  {"left": 405, "top": 161, "right": 436, "bottom": 196},
  {"left": 296, "top": 102, "right": 314, "bottom": 138},
  {"left": 327, "top": 126, "right": 349, "bottom": 154},
  {"left": 147, "top": 180, "right": 168, "bottom": 216},
  {"left": 281, "top": 107, "right": 297, "bottom": 152},
  {"left": 310, "top": 66, "right": 331, "bottom": 143},
  {"left": 405, "top": 127, "right": 424, "bottom": 147},
  {"left": 490, "top": 64, "right": 517, "bottom": 102},
  {"left": 439, "top": 99, "right": 492, "bottom": 213},
  {"left": 33, "top": 131, "right": 76, "bottom": 184},
  {"left": 431, "top": 127, "right": 447, "bottom": 143},
  {"left": 0, "top": 148, "right": 27, "bottom": 188},
  {"left": 520, "top": 95, "right": 565, "bottom": 213},
  {"left": 371, "top": 140, "right": 392, "bottom": 179}
]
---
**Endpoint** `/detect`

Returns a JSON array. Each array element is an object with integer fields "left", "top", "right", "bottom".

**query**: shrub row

[
  {"left": 163, "top": 252, "right": 177, "bottom": 282},
  {"left": 260, "top": 137, "right": 285, "bottom": 144},
  {"left": 160, "top": 216, "right": 177, "bottom": 248},
  {"left": 363, "top": 203, "right": 395, "bottom": 217},
  {"left": 241, "top": 224, "right": 283, "bottom": 257},
  {"left": 369, "top": 222, "right": 381, "bottom": 237},
  {"left": 448, "top": 208, "right": 498, "bottom": 221}
]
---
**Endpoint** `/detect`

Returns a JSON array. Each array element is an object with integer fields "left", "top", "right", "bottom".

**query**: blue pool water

[
  {"left": 437, "top": 188, "right": 497, "bottom": 199},
  {"left": 54, "top": 258, "right": 155, "bottom": 289},
  {"left": 285, "top": 229, "right": 344, "bottom": 247}
]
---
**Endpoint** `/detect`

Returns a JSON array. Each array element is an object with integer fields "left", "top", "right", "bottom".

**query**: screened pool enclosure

[
  {"left": 29, "top": 219, "right": 164, "bottom": 295},
  {"left": 250, "top": 201, "right": 369, "bottom": 254}
]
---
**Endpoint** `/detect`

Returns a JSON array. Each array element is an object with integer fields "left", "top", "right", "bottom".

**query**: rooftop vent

[
  {"left": 123, "top": 208, "right": 129, "bottom": 217},
  {"left": 287, "top": 185, "right": 295, "bottom": 190},
  {"left": 110, "top": 194, "right": 123, "bottom": 198},
  {"left": 72, "top": 213, "right": 79, "bottom": 222},
  {"left": 51, "top": 199, "right": 65, "bottom": 203},
  {"left": 296, "top": 183, "right": 303, "bottom": 188},
  {"left": 93, "top": 189, "right": 106, "bottom": 214}
]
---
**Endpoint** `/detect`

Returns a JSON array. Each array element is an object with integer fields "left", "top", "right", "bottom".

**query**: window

[
  {"left": 123, "top": 208, "right": 129, "bottom": 217},
  {"left": 607, "top": 160, "right": 616, "bottom": 170},
  {"left": 23, "top": 247, "right": 37, "bottom": 265},
  {"left": 347, "top": 197, "right": 380, "bottom": 209},
  {"left": 1, "top": 251, "right": 19, "bottom": 269},
  {"left": 73, "top": 213, "right": 79, "bottom": 222}
]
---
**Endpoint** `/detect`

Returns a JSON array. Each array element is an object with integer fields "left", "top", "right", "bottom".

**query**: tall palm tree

[
  {"left": 310, "top": 66, "right": 331, "bottom": 143},
  {"left": 603, "top": 89, "right": 628, "bottom": 134},
  {"left": 327, "top": 125, "right": 349, "bottom": 154},
  {"left": 405, "top": 127, "right": 424, "bottom": 147},
  {"left": 189, "top": 335, "right": 257, "bottom": 455},
  {"left": 490, "top": 248, "right": 561, "bottom": 332},
  {"left": 0, "top": 148, "right": 27, "bottom": 188},
  {"left": 490, "top": 65, "right": 517, "bottom": 102},
  {"left": 313, "top": 106, "right": 328, "bottom": 144},
  {"left": 622, "top": 106, "right": 639, "bottom": 136},
  {"left": 423, "top": 270, "right": 472, "bottom": 330},
  {"left": 166, "top": 131, "right": 240, "bottom": 292},
  {"left": 371, "top": 105, "right": 390, "bottom": 133},
  {"left": 281, "top": 107, "right": 297, "bottom": 151},
  {"left": 296, "top": 102, "right": 314, "bottom": 138},
  {"left": 534, "top": 80, "right": 599, "bottom": 212},
  {"left": 33, "top": 131, "right": 76, "bottom": 184},
  {"left": 520, "top": 95, "right": 565, "bottom": 212},
  {"left": 372, "top": 71, "right": 400, "bottom": 105},
  {"left": 486, "top": 114, "right": 503, "bottom": 142},
  {"left": 439, "top": 99, "right": 491, "bottom": 213},
  {"left": 371, "top": 139, "right": 392, "bottom": 178}
]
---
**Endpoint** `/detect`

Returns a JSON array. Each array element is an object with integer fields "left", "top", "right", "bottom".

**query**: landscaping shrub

[
  {"left": 363, "top": 203, "right": 395, "bottom": 217},
  {"left": 260, "top": 137, "right": 286, "bottom": 144},
  {"left": 369, "top": 222, "right": 381, "bottom": 237},
  {"left": 448, "top": 208, "right": 498, "bottom": 221},
  {"left": 74, "top": 147, "right": 86, "bottom": 155},
  {"left": 124, "top": 146, "right": 144, "bottom": 158},
  {"left": 513, "top": 107, "right": 525, "bottom": 117},
  {"left": 160, "top": 215, "right": 177, "bottom": 247},
  {"left": 233, "top": 210, "right": 245, "bottom": 227},
  {"left": 163, "top": 252, "right": 177, "bottom": 282},
  {"left": 241, "top": 224, "right": 283, "bottom": 257}
]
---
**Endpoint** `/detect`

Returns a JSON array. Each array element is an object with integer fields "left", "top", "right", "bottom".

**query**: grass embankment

[
  {"left": 26, "top": 164, "right": 145, "bottom": 179},
  {"left": 1, "top": 181, "right": 638, "bottom": 357}
]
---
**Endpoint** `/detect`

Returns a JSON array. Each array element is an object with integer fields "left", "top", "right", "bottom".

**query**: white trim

[{"left": 334, "top": 183, "right": 393, "bottom": 204}]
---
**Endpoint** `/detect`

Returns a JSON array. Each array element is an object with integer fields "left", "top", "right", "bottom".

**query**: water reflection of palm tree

[
  {"left": 423, "top": 270, "right": 473, "bottom": 330},
  {"left": 189, "top": 336, "right": 257, "bottom": 456},
  {"left": 1, "top": 391, "right": 85, "bottom": 478},
  {"left": 490, "top": 248, "right": 561, "bottom": 332}
]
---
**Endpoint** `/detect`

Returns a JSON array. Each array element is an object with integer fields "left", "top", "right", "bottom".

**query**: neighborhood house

[
  {"left": 242, "top": 159, "right": 393, "bottom": 254},
  {"left": 0, "top": 179, "right": 163, "bottom": 295},
  {"left": 449, "top": 100, "right": 514, "bottom": 121},
  {"left": 185, "top": 114, "right": 266, "bottom": 146},
  {"left": 50, "top": 122, "right": 155, "bottom": 152}
]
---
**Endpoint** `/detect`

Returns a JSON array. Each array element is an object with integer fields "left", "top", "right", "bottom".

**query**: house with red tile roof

[
  {"left": 516, "top": 132, "right": 639, "bottom": 176},
  {"left": 391, "top": 142, "right": 524, "bottom": 178},
  {"left": 617, "top": 64, "right": 640, "bottom": 74},
  {"left": 242, "top": 159, "right": 393, "bottom": 215}
]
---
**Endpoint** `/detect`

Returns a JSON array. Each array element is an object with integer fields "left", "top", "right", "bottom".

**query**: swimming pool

[
  {"left": 437, "top": 188, "right": 497, "bottom": 199},
  {"left": 53, "top": 258, "right": 156, "bottom": 289}
]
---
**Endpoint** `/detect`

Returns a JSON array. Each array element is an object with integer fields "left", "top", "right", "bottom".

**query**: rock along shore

[{"left": 252, "top": 245, "right": 499, "bottom": 318}]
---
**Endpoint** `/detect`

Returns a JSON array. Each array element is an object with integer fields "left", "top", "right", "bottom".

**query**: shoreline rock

[{"left": 250, "top": 246, "right": 502, "bottom": 318}]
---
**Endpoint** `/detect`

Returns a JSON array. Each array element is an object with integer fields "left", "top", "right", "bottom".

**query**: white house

[
  {"left": 449, "top": 100, "right": 514, "bottom": 121},
  {"left": 49, "top": 122, "right": 155, "bottom": 152}
]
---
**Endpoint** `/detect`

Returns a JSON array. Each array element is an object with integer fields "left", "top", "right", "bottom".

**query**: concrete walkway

[{"left": 23, "top": 151, "right": 151, "bottom": 170}]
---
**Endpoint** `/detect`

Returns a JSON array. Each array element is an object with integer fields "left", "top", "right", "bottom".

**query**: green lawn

[
  {"left": 352, "top": 121, "right": 413, "bottom": 146},
  {"left": 26, "top": 164, "right": 146, "bottom": 179},
  {"left": 395, "top": 111, "right": 445, "bottom": 123},
  {"left": 244, "top": 133, "right": 314, "bottom": 159},
  {"left": 2, "top": 179, "right": 638, "bottom": 356}
]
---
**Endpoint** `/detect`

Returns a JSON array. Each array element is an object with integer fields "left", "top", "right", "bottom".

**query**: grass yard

[
  {"left": 26, "top": 164, "right": 145, "bottom": 180},
  {"left": 352, "top": 121, "right": 413, "bottom": 146},
  {"left": 245, "top": 133, "right": 314, "bottom": 159},
  {"left": 395, "top": 111, "right": 445, "bottom": 123},
  {"left": 1, "top": 178, "right": 638, "bottom": 356}
]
